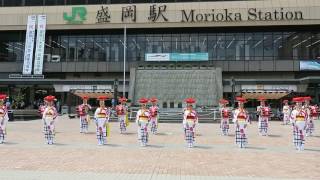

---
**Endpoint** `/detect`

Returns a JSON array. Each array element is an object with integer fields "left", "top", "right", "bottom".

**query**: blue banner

[
  {"left": 145, "top": 53, "right": 208, "bottom": 61},
  {"left": 300, "top": 60, "right": 320, "bottom": 71},
  {"left": 170, "top": 53, "right": 208, "bottom": 61}
]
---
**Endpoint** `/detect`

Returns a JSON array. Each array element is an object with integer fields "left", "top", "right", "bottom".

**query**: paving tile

[{"left": 0, "top": 116, "right": 319, "bottom": 180}]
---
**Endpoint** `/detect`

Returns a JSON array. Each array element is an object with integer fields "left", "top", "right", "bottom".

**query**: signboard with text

[
  {"left": 22, "top": 15, "right": 37, "bottom": 75},
  {"left": 145, "top": 53, "right": 208, "bottom": 61},
  {"left": 33, "top": 15, "right": 47, "bottom": 75},
  {"left": 300, "top": 60, "right": 320, "bottom": 71},
  {"left": 64, "top": 5, "right": 312, "bottom": 25}
]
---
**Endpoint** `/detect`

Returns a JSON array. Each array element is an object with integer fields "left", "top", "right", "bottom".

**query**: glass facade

[
  {"left": 0, "top": 0, "right": 251, "bottom": 6},
  {"left": 1, "top": 30, "right": 319, "bottom": 62}
]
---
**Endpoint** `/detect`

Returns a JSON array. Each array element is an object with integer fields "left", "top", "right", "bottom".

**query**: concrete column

[
  {"left": 315, "top": 84, "right": 319, "bottom": 104},
  {"left": 67, "top": 92, "right": 71, "bottom": 114},
  {"left": 128, "top": 67, "right": 136, "bottom": 103},
  {"left": 29, "top": 86, "right": 35, "bottom": 107}
]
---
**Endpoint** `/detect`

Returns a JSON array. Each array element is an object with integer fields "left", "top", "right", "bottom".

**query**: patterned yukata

[
  {"left": 183, "top": 108, "right": 198, "bottom": 148},
  {"left": 0, "top": 105, "right": 9, "bottom": 143},
  {"left": 78, "top": 103, "right": 92, "bottom": 133},
  {"left": 42, "top": 106, "right": 58, "bottom": 145},
  {"left": 305, "top": 105, "right": 318, "bottom": 136},
  {"left": 282, "top": 105, "right": 291, "bottom": 125},
  {"left": 290, "top": 109, "right": 307, "bottom": 150},
  {"left": 116, "top": 104, "right": 127, "bottom": 134},
  {"left": 233, "top": 108, "right": 249, "bottom": 148},
  {"left": 257, "top": 106, "right": 271, "bottom": 136},
  {"left": 136, "top": 108, "right": 150, "bottom": 146},
  {"left": 94, "top": 107, "right": 110, "bottom": 145},
  {"left": 149, "top": 105, "right": 159, "bottom": 134},
  {"left": 220, "top": 107, "right": 230, "bottom": 136}
]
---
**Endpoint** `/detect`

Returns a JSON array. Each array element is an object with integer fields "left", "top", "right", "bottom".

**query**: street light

[
  {"left": 230, "top": 77, "right": 236, "bottom": 108},
  {"left": 113, "top": 79, "right": 119, "bottom": 107},
  {"left": 123, "top": 24, "right": 127, "bottom": 98}
]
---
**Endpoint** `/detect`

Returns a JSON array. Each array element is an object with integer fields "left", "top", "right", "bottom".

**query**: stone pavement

[{"left": 0, "top": 115, "right": 319, "bottom": 180}]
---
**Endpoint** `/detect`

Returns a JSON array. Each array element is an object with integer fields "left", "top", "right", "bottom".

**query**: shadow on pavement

[
  {"left": 245, "top": 146, "right": 266, "bottom": 150},
  {"left": 268, "top": 134, "right": 282, "bottom": 138},
  {"left": 155, "top": 132, "right": 169, "bottom": 136},
  {"left": 105, "top": 144, "right": 122, "bottom": 147},
  {"left": 122, "top": 132, "right": 136, "bottom": 135},
  {"left": 53, "top": 143, "right": 68, "bottom": 146},
  {"left": 83, "top": 132, "right": 96, "bottom": 135},
  {"left": 304, "top": 148, "right": 320, "bottom": 152},
  {"left": 1, "top": 142, "right": 18, "bottom": 145},
  {"left": 195, "top": 145, "right": 212, "bottom": 149},
  {"left": 147, "top": 144, "right": 164, "bottom": 148}
]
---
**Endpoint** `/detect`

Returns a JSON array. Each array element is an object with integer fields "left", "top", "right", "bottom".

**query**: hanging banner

[
  {"left": 34, "top": 15, "right": 47, "bottom": 75},
  {"left": 22, "top": 15, "right": 37, "bottom": 75}
]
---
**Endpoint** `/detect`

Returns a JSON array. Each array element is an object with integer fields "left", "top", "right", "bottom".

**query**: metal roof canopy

[
  {"left": 241, "top": 89, "right": 290, "bottom": 100},
  {"left": 0, "top": 79, "right": 128, "bottom": 85},
  {"left": 71, "top": 89, "right": 114, "bottom": 99},
  {"left": 223, "top": 76, "right": 320, "bottom": 85}
]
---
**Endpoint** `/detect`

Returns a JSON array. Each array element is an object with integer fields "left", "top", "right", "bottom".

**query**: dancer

[
  {"left": 290, "top": 97, "right": 308, "bottom": 151},
  {"left": 256, "top": 97, "right": 271, "bottom": 136},
  {"left": 42, "top": 95, "right": 58, "bottom": 145},
  {"left": 233, "top": 97, "right": 249, "bottom": 148},
  {"left": 182, "top": 98, "right": 198, "bottom": 148},
  {"left": 78, "top": 96, "right": 92, "bottom": 133},
  {"left": 219, "top": 99, "right": 230, "bottom": 136},
  {"left": 94, "top": 96, "right": 110, "bottom": 145},
  {"left": 149, "top": 97, "right": 159, "bottom": 135},
  {"left": 136, "top": 98, "right": 150, "bottom": 147},
  {"left": 282, "top": 100, "right": 291, "bottom": 125},
  {"left": 116, "top": 97, "right": 128, "bottom": 134},
  {"left": 303, "top": 96, "right": 316, "bottom": 136},
  {"left": 0, "top": 94, "right": 9, "bottom": 144}
]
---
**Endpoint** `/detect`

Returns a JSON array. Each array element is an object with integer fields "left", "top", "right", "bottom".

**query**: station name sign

[
  {"left": 63, "top": 4, "right": 306, "bottom": 24},
  {"left": 181, "top": 8, "right": 303, "bottom": 22}
]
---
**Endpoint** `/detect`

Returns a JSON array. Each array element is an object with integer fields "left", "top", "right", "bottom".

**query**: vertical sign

[
  {"left": 22, "top": 15, "right": 37, "bottom": 75},
  {"left": 34, "top": 15, "right": 47, "bottom": 75}
]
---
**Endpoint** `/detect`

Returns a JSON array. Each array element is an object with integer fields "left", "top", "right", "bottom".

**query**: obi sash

[
  {"left": 261, "top": 108, "right": 270, "bottom": 117},
  {"left": 45, "top": 111, "right": 54, "bottom": 122},
  {"left": 296, "top": 115, "right": 305, "bottom": 121},
  {"left": 139, "top": 115, "right": 149, "bottom": 122},
  {"left": 45, "top": 109, "right": 55, "bottom": 118},
  {"left": 237, "top": 115, "right": 246, "bottom": 122},
  {"left": 116, "top": 106, "right": 125, "bottom": 115},
  {"left": 222, "top": 109, "right": 229, "bottom": 118},
  {"left": 151, "top": 111, "right": 158, "bottom": 117},
  {"left": 97, "top": 113, "right": 107, "bottom": 118},
  {"left": 186, "top": 115, "right": 196, "bottom": 126}
]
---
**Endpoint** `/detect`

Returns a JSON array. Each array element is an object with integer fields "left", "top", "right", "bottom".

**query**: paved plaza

[{"left": 0, "top": 116, "right": 319, "bottom": 180}]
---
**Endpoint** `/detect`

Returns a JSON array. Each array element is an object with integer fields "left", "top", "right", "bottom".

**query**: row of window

[
  {"left": 0, "top": 0, "right": 246, "bottom": 7},
  {"left": 1, "top": 31, "right": 319, "bottom": 62}
]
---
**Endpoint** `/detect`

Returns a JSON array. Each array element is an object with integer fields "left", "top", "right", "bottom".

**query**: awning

[
  {"left": 241, "top": 89, "right": 289, "bottom": 100},
  {"left": 71, "top": 89, "right": 114, "bottom": 99}
]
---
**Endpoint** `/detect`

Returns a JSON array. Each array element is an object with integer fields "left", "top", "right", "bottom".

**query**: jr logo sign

[{"left": 63, "top": 7, "right": 87, "bottom": 24}]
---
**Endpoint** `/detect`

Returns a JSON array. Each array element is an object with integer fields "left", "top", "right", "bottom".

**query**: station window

[
  {"left": 170, "top": 102, "right": 174, "bottom": 108},
  {"left": 162, "top": 102, "right": 167, "bottom": 108},
  {"left": 45, "top": 0, "right": 65, "bottom": 5},
  {"left": 25, "top": 0, "right": 44, "bottom": 6},
  {"left": 66, "top": 0, "right": 86, "bottom": 5},
  {"left": 3, "top": 0, "right": 23, "bottom": 6}
]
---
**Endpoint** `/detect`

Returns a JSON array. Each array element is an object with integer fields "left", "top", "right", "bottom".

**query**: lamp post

[
  {"left": 114, "top": 79, "right": 119, "bottom": 108},
  {"left": 123, "top": 24, "right": 127, "bottom": 98},
  {"left": 231, "top": 77, "right": 236, "bottom": 108}
]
